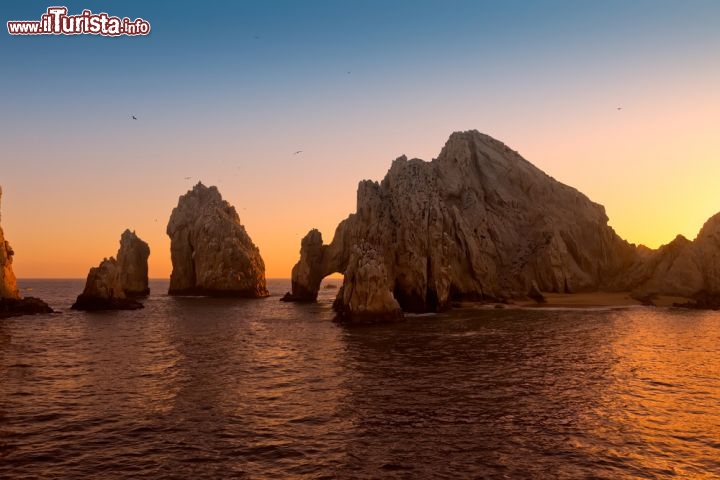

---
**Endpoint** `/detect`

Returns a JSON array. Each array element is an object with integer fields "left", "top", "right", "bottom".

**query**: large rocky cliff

[
  {"left": 286, "top": 131, "right": 643, "bottom": 320},
  {"left": 167, "top": 183, "right": 268, "bottom": 297},
  {"left": 0, "top": 186, "right": 20, "bottom": 300},
  {"left": 0, "top": 186, "right": 54, "bottom": 318}
]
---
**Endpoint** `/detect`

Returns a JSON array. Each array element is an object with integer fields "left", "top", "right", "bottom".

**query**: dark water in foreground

[{"left": 1, "top": 279, "right": 719, "bottom": 479}]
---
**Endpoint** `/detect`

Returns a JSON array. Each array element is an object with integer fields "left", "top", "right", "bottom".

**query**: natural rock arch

[{"left": 284, "top": 130, "right": 640, "bottom": 321}]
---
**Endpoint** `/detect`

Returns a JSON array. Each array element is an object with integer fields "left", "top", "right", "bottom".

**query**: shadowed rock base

[
  {"left": 71, "top": 294, "right": 143, "bottom": 311},
  {"left": 672, "top": 291, "right": 720, "bottom": 311},
  {"left": 0, "top": 297, "right": 54, "bottom": 319}
]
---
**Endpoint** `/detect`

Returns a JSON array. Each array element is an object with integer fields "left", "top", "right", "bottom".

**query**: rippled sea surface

[{"left": 2, "top": 279, "right": 720, "bottom": 479}]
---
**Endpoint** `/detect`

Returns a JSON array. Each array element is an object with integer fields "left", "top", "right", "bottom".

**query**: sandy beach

[{"left": 515, "top": 292, "right": 691, "bottom": 308}]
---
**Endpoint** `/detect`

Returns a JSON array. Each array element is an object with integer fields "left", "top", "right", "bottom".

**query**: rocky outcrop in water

[
  {"left": 71, "top": 257, "right": 143, "bottom": 311},
  {"left": 332, "top": 242, "right": 402, "bottom": 322},
  {"left": 167, "top": 183, "right": 268, "bottom": 297},
  {"left": 117, "top": 229, "right": 150, "bottom": 296},
  {"left": 286, "top": 130, "right": 640, "bottom": 321},
  {"left": 281, "top": 228, "right": 342, "bottom": 302},
  {"left": 71, "top": 229, "right": 149, "bottom": 311},
  {"left": 0, "top": 186, "right": 53, "bottom": 318},
  {"left": 0, "top": 187, "right": 19, "bottom": 301}
]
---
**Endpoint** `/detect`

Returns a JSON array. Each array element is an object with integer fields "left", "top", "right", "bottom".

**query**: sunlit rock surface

[
  {"left": 167, "top": 183, "right": 268, "bottom": 297},
  {"left": 117, "top": 229, "right": 150, "bottom": 297}
]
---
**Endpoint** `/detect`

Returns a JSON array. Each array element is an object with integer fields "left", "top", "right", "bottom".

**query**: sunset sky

[{"left": 2, "top": 0, "right": 719, "bottom": 278}]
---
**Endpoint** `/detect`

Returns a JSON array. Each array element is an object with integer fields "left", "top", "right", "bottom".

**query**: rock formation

[
  {"left": 332, "top": 242, "right": 402, "bottom": 322},
  {"left": 0, "top": 186, "right": 54, "bottom": 318},
  {"left": 71, "top": 257, "right": 143, "bottom": 311},
  {"left": 0, "top": 186, "right": 19, "bottom": 300},
  {"left": 71, "top": 229, "right": 149, "bottom": 311},
  {"left": 282, "top": 229, "right": 334, "bottom": 302},
  {"left": 616, "top": 213, "right": 720, "bottom": 307},
  {"left": 285, "top": 130, "right": 641, "bottom": 321},
  {"left": 117, "top": 229, "right": 150, "bottom": 296},
  {"left": 167, "top": 182, "right": 268, "bottom": 297}
]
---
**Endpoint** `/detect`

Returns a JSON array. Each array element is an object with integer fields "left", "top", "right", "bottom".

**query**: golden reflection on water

[{"left": 600, "top": 310, "right": 720, "bottom": 478}]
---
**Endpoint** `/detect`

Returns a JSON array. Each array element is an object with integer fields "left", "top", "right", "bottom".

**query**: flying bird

[
  {"left": 184, "top": 176, "right": 191, "bottom": 180},
  {"left": 131, "top": 115, "right": 138, "bottom": 120},
  {"left": 617, "top": 107, "right": 622, "bottom": 111},
  {"left": 294, "top": 150, "right": 303, "bottom": 155}
]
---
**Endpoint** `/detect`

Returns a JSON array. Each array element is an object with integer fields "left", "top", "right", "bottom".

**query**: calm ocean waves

[{"left": 1, "top": 279, "right": 719, "bottom": 478}]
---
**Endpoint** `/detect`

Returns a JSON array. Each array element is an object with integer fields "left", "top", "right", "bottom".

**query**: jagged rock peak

[
  {"left": 117, "top": 229, "right": 150, "bottom": 297},
  {"left": 696, "top": 212, "right": 720, "bottom": 240},
  {"left": 167, "top": 183, "right": 268, "bottom": 297}
]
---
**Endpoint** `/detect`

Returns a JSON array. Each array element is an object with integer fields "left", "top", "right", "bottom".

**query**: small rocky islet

[
  {"left": 166, "top": 183, "right": 268, "bottom": 298},
  {"left": 71, "top": 230, "right": 149, "bottom": 311},
  {"left": 3, "top": 130, "right": 720, "bottom": 320}
]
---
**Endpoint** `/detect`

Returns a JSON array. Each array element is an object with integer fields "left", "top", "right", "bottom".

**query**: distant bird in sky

[
  {"left": 131, "top": 115, "right": 138, "bottom": 120},
  {"left": 347, "top": 71, "right": 351, "bottom": 74},
  {"left": 253, "top": 35, "right": 260, "bottom": 39},
  {"left": 617, "top": 107, "right": 622, "bottom": 110},
  {"left": 294, "top": 150, "right": 303, "bottom": 155},
  {"left": 184, "top": 176, "right": 191, "bottom": 180}
]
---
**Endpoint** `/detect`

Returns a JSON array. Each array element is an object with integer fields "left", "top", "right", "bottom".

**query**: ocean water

[{"left": 1, "top": 279, "right": 719, "bottom": 479}]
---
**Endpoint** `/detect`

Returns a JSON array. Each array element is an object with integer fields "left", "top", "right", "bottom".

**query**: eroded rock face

[
  {"left": 72, "top": 257, "right": 143, "bottom": 311},
  {"left": 0, "top": 186, "right": 20, "bottom": 300},
  {"left": 167, "top": 183, "right": 268, "bottom": 297},
  {"left": 332, "top": 242, "right": 402, "bottom": 322},
  {"left": 281, "top": 228, "right": 345, "bottom": 302},
  {"left": 287, "top": 130, "right": 640, "bottom": 321},
  {"left": 0, "top": 186, "right": 54, "bottom": 318},
  {"left": 619, "top": 213, "right": 720, "bottom": 305},
  {"left": 117, "top": 229, "right": 150, "bottom": 296}
]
